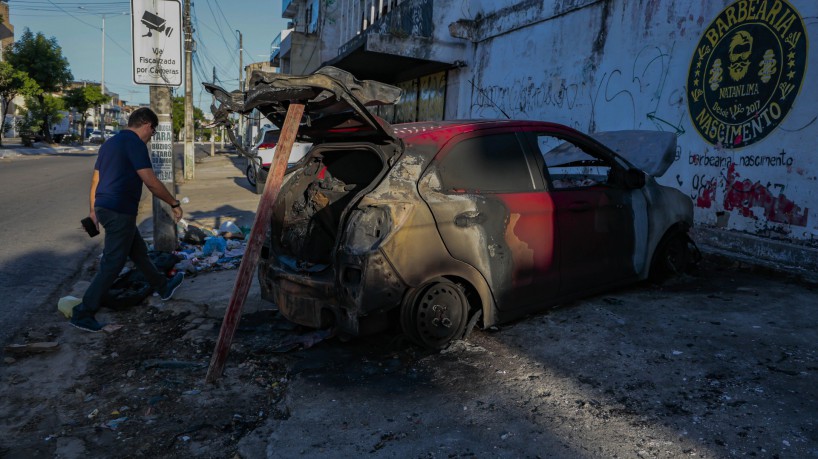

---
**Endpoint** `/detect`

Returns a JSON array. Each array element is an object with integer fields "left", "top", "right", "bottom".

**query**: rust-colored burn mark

[
  {"left": 505, "top": 213, "right": 535, "bottom": 287},
  {"left": 498, "top": 193, "right": 556, "bottom": 289},
  {"left": 723, "top": 164, "right": 809, "bottom": 226}
]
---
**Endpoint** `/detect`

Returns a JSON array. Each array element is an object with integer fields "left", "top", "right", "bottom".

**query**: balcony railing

[
  {"left": 282, "top": 0, "right": 297, "bottom": 18},
  {"left": 270, "top": 32, "right": 282, "bottom": 63}
]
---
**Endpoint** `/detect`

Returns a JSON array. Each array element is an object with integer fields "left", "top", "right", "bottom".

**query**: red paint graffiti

[
  {"left": 722, "top": 164, "right": 809, "bottom": 226},
  {"left": 696, "top": 178, "right": 718, "bottom": 208}
]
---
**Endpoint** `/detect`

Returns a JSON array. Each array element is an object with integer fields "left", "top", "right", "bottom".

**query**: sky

[{"left": 8, "top": 0, "right": 289, "bottom": 110}]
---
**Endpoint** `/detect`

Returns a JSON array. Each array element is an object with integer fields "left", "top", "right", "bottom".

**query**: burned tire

[
  {"left": 649, "top": 229, "right": 691, "bottom": 281},
  {"left": 400, "top": 279, "right": 469, "bottom": 350}
]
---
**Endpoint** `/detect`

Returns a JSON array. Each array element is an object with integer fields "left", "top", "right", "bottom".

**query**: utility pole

[
  {"left": 210, "top": 66, "right": 215, "bottom": 157},
  {"left": 100, "top": 15, "right": 105, "bottom": 130},
  {"left": 237, "top": 30, "right": 244, "bottom": 147},
  {"left": 149, "top": 86, "right": 178, "bottom": 251},
  {"left": 183, "top": 0, "right": 195, "bottom": 180},
  {"left": 101, "top": 15, "right": 105, "bottom": 97}
]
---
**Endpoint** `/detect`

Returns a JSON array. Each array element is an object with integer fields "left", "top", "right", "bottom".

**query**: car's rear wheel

[
  {"left": 400, "top": 279, "right": 469, "bottom": 350},
  {"left": 246, "top": 162, "right": 258, "bottom": 188}
]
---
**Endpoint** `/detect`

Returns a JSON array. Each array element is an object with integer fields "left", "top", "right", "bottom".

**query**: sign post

[{"left": 132, "top": 0, "right": 183, "bottom": 251}]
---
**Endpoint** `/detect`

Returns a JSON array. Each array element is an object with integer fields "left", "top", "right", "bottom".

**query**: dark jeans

[{"left": 75, "top": 207, "right": 168, "bottom": 318}]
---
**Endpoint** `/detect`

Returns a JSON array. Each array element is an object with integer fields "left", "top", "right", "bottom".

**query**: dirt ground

[{"left": 0, "top": 254, "right": 816, "bottom": 458}]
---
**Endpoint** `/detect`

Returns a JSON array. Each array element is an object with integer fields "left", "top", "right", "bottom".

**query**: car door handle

[
  {"left": 566, "top": 201, "right": 592, "bottom": 212},
  {"left": 455, "top": 211, "right": 486, "bottom": 227}
]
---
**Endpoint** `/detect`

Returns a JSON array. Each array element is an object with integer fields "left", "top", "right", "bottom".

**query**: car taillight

[
  {"left": 343, "top": 206, "right": 391, "bottom": 254},
  {"left": 258, "top": 142, "right": 277, "bottom": 150},
  {"left": 343, "top": 203, "right": 414, "bottom": 254}
]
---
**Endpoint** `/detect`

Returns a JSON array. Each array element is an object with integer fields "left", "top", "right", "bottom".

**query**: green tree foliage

[
  {"left": 0, "top": 61, "right": 41, "bottom": 146},
  {"left": 171, "top": 96, "right": 205, "bottom": 140},
  {"left": 4, "top": 28, "right": 73, "bottom": 143},
  {"left": 63, "top": 86, "right": 110, "bottom": 144},
  {"left": 18, "top": 94, "right": 65, "bottom": 143}
]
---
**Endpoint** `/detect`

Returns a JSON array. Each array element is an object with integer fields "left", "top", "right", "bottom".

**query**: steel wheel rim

[{"left": 414, "top": 282, "right": 467, "bottom": 348}]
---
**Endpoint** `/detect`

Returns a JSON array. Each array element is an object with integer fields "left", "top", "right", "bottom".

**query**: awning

[{"left": 323, "top": 33, "right": 460, "bottom": 83}]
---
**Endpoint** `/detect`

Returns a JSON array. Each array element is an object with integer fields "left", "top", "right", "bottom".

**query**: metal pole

[
  {"left": 100, "top": 15, "right": 105, "bottom": 130},
  {"left": 210, "top": 66, "right": 216, "bottom": 157},
  {"left": 237, "top": 30, "right": 244, "bottom": 147},
  {"left": 183, "top": 0, "right": 195, "bottom": 180},
  {"left": 101, "top": 15, "right": 105, "bottom": 97}
]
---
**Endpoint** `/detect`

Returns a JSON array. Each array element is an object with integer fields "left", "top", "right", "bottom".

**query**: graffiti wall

[{"left": 456, "top": 0, "right": 818, "bottom": 243}]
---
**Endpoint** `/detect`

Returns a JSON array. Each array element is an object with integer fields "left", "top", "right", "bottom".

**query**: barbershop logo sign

[{"left": 687, "top": 0, "right": 806, "bottom": 149}]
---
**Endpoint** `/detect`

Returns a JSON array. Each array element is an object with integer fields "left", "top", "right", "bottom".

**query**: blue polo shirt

[{"left": 94, "top": 130, "right": 153, "bottom": 215}]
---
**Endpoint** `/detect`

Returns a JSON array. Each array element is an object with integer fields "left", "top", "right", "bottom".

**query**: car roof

[{"left": 391, "top": 119, "right": 577, "bottom": 142}]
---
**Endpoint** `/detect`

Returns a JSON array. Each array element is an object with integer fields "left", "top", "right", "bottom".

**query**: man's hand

[
  {"left": 89, "top": 209, "right": 99, "bottom": 231},
  {"left": 172, "top": 206, "right": 183, "bottom": 222}
]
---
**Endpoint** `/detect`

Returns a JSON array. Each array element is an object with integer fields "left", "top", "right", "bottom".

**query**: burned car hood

[
  {"left": 591, "top": 130, "right": 677, "bottom": 177},
  {"left": 203, "top": 66, "right": 402, "bottom": 143}
]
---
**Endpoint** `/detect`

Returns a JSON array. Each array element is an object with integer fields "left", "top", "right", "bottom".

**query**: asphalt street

[{"left": 0, "top": 151, "right": 101, "bottom": 345}]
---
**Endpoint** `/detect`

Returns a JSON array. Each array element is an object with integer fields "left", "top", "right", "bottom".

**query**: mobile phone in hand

[{"left": 81, "top": 217, "right": 99, "bottom": 237}]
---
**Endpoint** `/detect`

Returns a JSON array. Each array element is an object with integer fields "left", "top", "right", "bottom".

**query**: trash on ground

[
  {"left": 103, "top": 417, "right": 128, "bottom": 430},
  {"left": 272, "top": 329, "right": 336, "bottom": 353},
  {"left": 58, "top": 296, "right": 82, "bottom": 318},
  {"left": 142, "top": 359, "right": 208, "bottom": 370},
  {"left": 103, "top": 324, "right": 123, "bottom": 333},
  {"left": 4, "top": 342, "right": 60, "bottom": 357}
]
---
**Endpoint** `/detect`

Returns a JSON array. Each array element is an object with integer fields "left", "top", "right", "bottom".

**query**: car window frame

[
  {"left": 520, "top": 130, "right": 629, "bottom": 191},
  {"left": 429, "top": 129, "right": 545, "bottom": 195}
]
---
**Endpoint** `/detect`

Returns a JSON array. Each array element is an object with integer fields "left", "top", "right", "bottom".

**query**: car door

[
  {"left": 526, "top": 131, "right": 639, "bottom": 294},
  {"left": 419, "top": 131, "right": 560, "bottom": 312}
]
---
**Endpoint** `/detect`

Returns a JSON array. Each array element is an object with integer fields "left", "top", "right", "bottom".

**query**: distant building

[
  {"left": 0, "top": 0, "right": 14, "bottom": 55},
  {"left": 273, "top": 0, "right": 818, "bottom": 276}
]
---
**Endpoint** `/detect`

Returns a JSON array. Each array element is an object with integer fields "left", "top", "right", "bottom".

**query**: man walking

[{"left": 71, "top": 107, "right": 185, "bottom": 332}]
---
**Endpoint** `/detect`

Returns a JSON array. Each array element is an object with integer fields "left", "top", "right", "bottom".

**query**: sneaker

[
  {"left": 159, "top": 272, "right": 185, "bottom": 300},
  {"left": 70, "top": 314, "right": 104, "bottom": 333}
]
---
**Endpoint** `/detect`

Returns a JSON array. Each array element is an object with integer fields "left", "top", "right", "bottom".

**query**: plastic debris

[
  {"left": 218, "top": 220, "right": 243, "bottom": 238},
  {"left": 58, "top": 296, "right": 82, "bottom": 318},
  {"left": 103, "top": 417, "right": 128, "bottom": 430},
  {"left": 202, "top": 236, "right": 227, "bottom": 256}
]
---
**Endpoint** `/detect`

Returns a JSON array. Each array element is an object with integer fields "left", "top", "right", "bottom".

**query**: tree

[
  {"left": 63, "top": 86, "right": 110, "bottom": 144},
  {"left": 4, "top": 28, "right": 73, "bottom": 144},
  {"left": 21, "top": 94, "right": 65, "bottom": 143},
  {"left": 171, "top": 96, "right": 204, "bottom": 140},
  {"left": 0, "top": 61, "right": 40, "bottom": 146}
]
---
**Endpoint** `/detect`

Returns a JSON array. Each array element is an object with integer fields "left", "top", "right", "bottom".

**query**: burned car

[{"left": 206, "top": 67, "right": 695, "bottom": 349}]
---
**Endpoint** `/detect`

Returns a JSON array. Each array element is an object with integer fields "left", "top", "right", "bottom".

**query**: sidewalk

[
  {"left": 135, "top": 150, "right": 269, "bottom": 320},
  {"left": 0, "top": 139, "right": 99, "bottom": 158}
]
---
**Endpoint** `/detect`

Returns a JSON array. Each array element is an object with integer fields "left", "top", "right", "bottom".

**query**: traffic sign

[{"left": 131, "top": 0, "right": 182, "bottom": 86}]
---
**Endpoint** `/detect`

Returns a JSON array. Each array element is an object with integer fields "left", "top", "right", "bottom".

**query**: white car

[
  {"left": 88, "top": 130, "right": 105, "bottom": 144},
  {"left": 245, "top": 126, "right": 312, "bottom": 190}
]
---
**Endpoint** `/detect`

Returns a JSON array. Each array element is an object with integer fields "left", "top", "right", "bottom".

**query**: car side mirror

[{"left": 625, "top": 168, "right": 646, "bottom": 189}]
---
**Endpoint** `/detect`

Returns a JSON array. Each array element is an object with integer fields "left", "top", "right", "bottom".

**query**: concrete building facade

[{"left": 273, "top": 0, "right": 818, "bottom": 268}]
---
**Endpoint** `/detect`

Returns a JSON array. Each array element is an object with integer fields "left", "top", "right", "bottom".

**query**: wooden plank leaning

[{"left": 206, "top": 102, "right": 306, "bottom": 383}]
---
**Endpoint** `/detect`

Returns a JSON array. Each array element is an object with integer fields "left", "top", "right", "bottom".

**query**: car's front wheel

[
  {"left": 400, "top": 279, "right": 470, "bottom": 350},
  {"left": 649, "top": 228, "right": 696, "bottom": 281}
]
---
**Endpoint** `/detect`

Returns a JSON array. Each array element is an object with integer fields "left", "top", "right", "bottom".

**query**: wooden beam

[{"left": 206, "top": 102, "right": 305, "bottom": 383}]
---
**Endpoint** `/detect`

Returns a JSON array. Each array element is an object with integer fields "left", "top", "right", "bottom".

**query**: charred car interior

[{"left": 205, "top": 67, "right": 697, "bottom": 350}]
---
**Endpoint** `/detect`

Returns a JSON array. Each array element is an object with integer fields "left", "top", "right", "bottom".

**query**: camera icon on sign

[{"left": 141, "top": 11, "right": 174, "bottom": 37}]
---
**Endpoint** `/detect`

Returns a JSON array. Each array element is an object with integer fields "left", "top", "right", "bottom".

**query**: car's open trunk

[{"left": 272, "top": 147, "right": 385, "bottom": 267}]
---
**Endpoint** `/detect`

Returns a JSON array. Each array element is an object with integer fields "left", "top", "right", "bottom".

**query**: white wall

[{"left": 453, "top": 0, "right": 817, "bottom": 243}]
